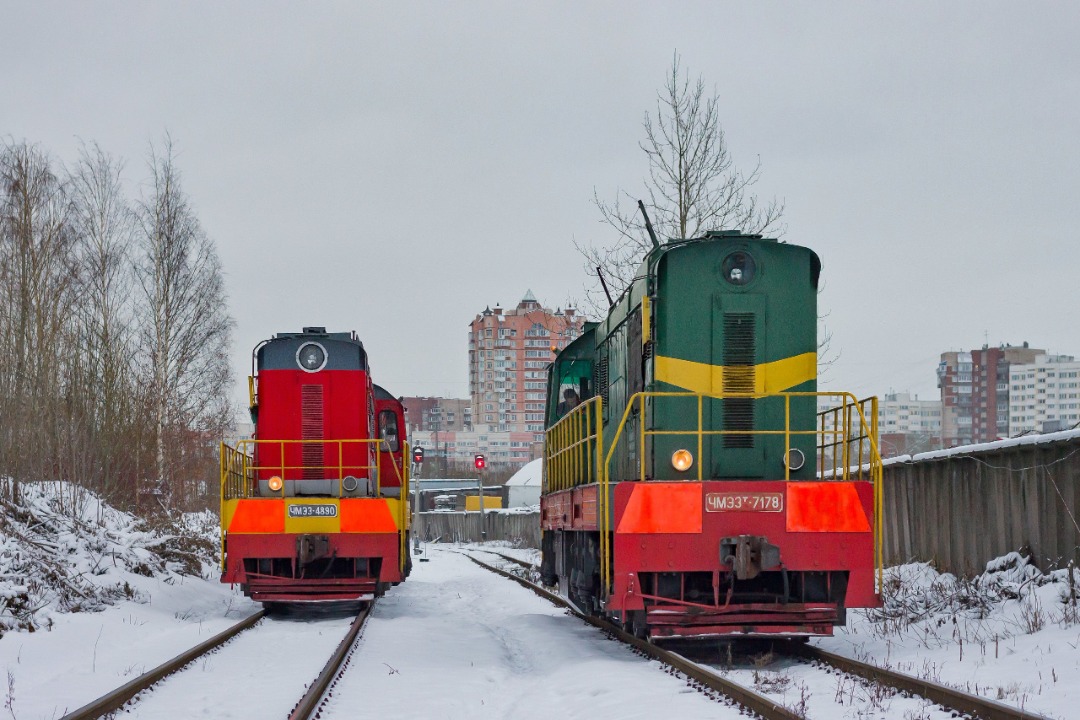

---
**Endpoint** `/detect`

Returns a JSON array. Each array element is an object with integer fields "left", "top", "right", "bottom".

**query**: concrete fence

[
  {"left": 414, "top": 431, "right": 1080, "bottom": 575},
  {"left": 881, "top": 431, "right": 1080, "bottom": 575},
  {"left": 415, "top": 510, "right": 540, "bottom": 547}
]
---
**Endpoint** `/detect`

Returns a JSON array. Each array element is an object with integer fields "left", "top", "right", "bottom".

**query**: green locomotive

[{"left": 540, "top": 230, "right": 880, "bottom": 638}]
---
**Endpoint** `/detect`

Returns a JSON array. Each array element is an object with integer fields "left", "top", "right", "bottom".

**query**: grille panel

[
  {"left": 722, "top": 313, "right": 756, "bottom": 448},
  {"left": 301, "top": 384, "right": 324, "bottom": 479}
]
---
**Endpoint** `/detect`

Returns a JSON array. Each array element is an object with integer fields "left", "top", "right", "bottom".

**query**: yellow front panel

[{"left": 283, "top": 499, "right": 342, "bottom": 534}]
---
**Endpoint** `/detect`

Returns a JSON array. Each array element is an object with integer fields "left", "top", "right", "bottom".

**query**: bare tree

[
  {"left": 0, "top": 142, "right": 79, "bottom": 493},
  {"left": 579, "top": 53, "right": 784, "bottom": 311},
  {"left": 134, "top": 136, "right": 233, "bottom": 508},
  {"left": 67, "top": 142, "right": 139, "bottom": 501}
]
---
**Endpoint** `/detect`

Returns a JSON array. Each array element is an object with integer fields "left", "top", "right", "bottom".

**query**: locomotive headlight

[
  {"left": 671, "top": 449, "right": 694, "bottom": 472},
  {"left": 721, "top": 251, "right": 757, "bottom": 286},
  {"left": 268, "top": 476, "right": 284, "bottom": 492},
  {"left": 784, "top": 448, "right": 806, "bottom": 472},
  {"left": 296, "top": 342, "right": 327, "bottom": 372},
  {"left": 342, "top": 475, "right": 359, "bottom": 492}
]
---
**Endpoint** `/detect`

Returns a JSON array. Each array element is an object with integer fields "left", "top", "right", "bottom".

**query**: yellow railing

[
  {"left": 817, "top": 396, "right": 879, "bottom": 480},
  {"left": 219, "top": 438, "right": 410, "bottom": 573},
  {"left": 399, "top": 441, "right": 410, "bottom": 574},
  {"left": 595, "top": 390, "right": 884, "bottom": 597},
  {"left": 543, "top": 397, "right": 605, "bottom": 587},
  {"left": 221, "top": 438, "right": 389, "bottom": 498},
  {"left": 543, "top": 396, "right": 603, "bottom": 492}
]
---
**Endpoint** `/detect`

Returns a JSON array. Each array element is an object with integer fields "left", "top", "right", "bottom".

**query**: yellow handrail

[
  {"left": 400, "top": 441, "right": 410, "bottom": 573},
  {"left": 219, "top": 437, "right": 411, "bottom": 572},
  {"left": 223, "top": 438, "right": 409, "bottom": 498},
  {"left": 598, "top": 390, "right": 884, "bottom": 594},
  {"left": 543, "top": 397, "right": 603, "bottom": 492}
]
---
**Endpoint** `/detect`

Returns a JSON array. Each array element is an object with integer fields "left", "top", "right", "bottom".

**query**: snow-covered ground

[
  {"left": 814, "top": 554, "right": 1078, "bottom": 719},
  {"left": 449, "top": 544, "right": 1077, "bottom": 719},
  {"left": 0, "top": 481, "right": 1075, "bottom": 719},
  {"left": 0, "top": 482, "right": 259, "bottom": 719},
  {"left": 321, "top": 548, "right": 745, "bottom": 719},
  {"left": 121, "top": 610, "right": 357, "bottom": 719}
]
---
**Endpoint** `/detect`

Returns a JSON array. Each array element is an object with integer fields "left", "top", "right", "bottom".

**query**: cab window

[
  {"left": 548, "top": 358, "right": 593, "bottom": 423},
  {"left": 378, "top": 410, "right": 400, "bottom": 452}
]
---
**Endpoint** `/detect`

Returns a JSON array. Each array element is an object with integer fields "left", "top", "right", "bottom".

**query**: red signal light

[
  {"left": 474, "top": 454, "right": 486, "bottom": 470},
  {"left": 412, "top": 447, "right": 424, "bottom": 465}
]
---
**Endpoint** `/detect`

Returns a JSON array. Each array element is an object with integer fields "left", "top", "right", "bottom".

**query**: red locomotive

[{"left": 220, "top": 327, "right": 411, "bottom": 602}]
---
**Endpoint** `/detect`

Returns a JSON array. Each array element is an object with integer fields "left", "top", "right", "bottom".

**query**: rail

[
  {"left": 288, "top": 606, "right": 373, "bottom": 720},
  {"left": 60, "top": 610, "right": 265, "bottom": 720},
  {"left": 468, "top": 552, "right": 1047, "bottom": 720},
  {"left": 463, "top": 552, "right": 804, "bottom": 720},
  {"left": 785, "top": 642, "right": 1054, "bottom": 720}
]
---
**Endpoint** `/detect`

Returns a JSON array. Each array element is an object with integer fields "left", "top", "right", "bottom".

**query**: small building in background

[{"left": 505, "top": 458, "right": 542, "bottom": 508}]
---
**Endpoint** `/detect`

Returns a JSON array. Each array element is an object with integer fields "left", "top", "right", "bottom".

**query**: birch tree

[
  {"left": 134, "top": 137, "right": 233, "bottom": 506},
  {"left": 68, "top": 142, "right": 138, "bottom": 498},
  {"left": 0, "top": 142, "right": 78, "bottom": 492},
  {"left": 579, "top": 54, "right": 784, "bottom": 310}
]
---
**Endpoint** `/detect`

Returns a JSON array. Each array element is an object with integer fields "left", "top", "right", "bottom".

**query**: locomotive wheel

[{"left": 625, "top": 610, "right": 648, "bottom": 640}]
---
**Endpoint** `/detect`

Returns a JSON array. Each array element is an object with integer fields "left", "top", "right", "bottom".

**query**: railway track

[
  {"left": 287, "top": 605, "right": 372, "bottom": 720},
  {"left": 467, "top": 550, "right": 1055, "bottom": 720},
  {"left": 60, "top": 604, "right": 373, "bottom": 720},
  {"left": 60, "top": 609, "right": 267, "bottom": 720}
]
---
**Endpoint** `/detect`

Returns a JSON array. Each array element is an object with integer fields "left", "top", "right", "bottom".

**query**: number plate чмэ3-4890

[{"left": 288, "top": 504, "right": 338, "bottom": 518}]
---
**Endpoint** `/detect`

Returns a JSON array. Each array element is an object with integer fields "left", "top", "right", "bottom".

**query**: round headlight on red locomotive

[{"left": 296, "top": 342, "right": 327, "bottom": 372}]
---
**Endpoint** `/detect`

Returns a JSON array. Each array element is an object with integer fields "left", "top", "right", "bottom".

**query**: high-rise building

[
  {"left": 1008, "top": 355, "right": 1080, "bottom": 435},
  {"left": 468, "top": 291, "right": 586, "bottom": 442},
  {"left": 937, "top": 343, "right": 1044, "bottom": 446}
]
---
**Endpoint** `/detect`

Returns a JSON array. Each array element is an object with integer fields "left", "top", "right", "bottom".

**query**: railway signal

[
  {"left": 474, "top": 454, "right": 486, "bottom": 470},
  {"left": 413, "top": 447, "right": 424, "bottom": 465}
]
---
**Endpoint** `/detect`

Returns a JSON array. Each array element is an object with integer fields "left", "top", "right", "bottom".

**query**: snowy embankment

[
  {"left": 815, "top": 553, "right": 1078, "bottom": 719},
  {"left": 0, "top": 481, "right": 257, "bottom": 719}
]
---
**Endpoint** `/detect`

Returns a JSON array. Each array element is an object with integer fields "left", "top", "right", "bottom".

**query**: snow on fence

[
  {"left": 882, "top": 430, "right": 1080, "bottom": 575},
  {"left": 415, "top": 510, "right": 540, "bottom": 547}
]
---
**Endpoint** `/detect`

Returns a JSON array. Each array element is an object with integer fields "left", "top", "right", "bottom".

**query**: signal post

[
  {"left": 475, "top": 453, "right": 486, "bottom": 541},
  {"left": 411, "top": 447, "right": 424, "bottom": 558}
]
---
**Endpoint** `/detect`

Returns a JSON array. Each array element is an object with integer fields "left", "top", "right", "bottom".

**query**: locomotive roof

[
  {"left": 255, "top": 327, "right": 368, "bottom": 371},
  {"left": 272, "top": 327, "right": 363, "bottom": 344}
]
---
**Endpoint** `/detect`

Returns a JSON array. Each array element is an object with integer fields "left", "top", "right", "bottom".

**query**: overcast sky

[{"left": 5, "top": 2, "right": 1079, "bottom": 408}]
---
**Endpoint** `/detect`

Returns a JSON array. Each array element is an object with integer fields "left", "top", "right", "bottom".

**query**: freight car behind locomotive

[{"left": 220, "top": 327, "right": 411, "bottom": 602}]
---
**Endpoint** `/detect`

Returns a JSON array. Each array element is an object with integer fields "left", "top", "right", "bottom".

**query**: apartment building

[
  {"left": 877, "top": 392, "right": 942, "bottom": 456},
  {"left": 937, "top": 343, "right": 1044, "bottom": 446},
  {"left": 402, "top": 397, "right": 472, "bottom": 433},
  {"left": 468, "top": 291, "right": 585, "bottom": 439},
  {"left": 1008, "top": 354, "right": 1080, "bottom": 435}
]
